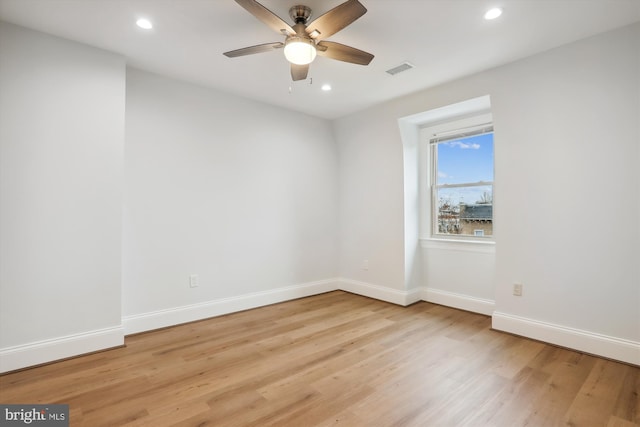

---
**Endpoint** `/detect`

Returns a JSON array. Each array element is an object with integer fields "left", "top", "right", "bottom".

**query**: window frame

[{"left": 420, "top": 113, "right": 495, "bottom": 243}]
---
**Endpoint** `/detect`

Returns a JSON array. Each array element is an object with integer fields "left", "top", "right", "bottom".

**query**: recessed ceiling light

[
  {"left": 484, "top": 8, "right": 502, "bottom": 20},
  {"left": 136, "top": 18, "right": 153, "bottom": 30},
  {"left": 321, "top": 84, "right": 332, "bottom": 91}
]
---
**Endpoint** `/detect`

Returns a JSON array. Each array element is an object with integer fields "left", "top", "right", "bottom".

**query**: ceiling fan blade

[
  {"left": 234, "top": 0, "right": 295, "bottom": 36},
  {"left": 305, "top": 0, "right": 367, "bottom": 41},
  {"left": 291, "top": 64, "right": 309, "bottom": 81},
  {"left": 316, "top": 41, "right": 374, "bottom": 65},
  {"left": 223, "top": 42, "right": 284, "bottom": 58}
]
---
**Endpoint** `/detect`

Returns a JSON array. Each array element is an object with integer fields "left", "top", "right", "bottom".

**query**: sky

[{"left": 435, "top": 132, "right": 493, "bottom": 206}]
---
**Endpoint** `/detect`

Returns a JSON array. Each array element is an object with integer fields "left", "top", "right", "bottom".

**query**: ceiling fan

[{"left": 223, "top": 0, "right": 374, "bottom": 81}]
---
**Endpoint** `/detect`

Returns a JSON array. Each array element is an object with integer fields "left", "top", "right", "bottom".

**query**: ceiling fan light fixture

[{"left": 284, "top": 37, "right": 317, "bottom": 65}]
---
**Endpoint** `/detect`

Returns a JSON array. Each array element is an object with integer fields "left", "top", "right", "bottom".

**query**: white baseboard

[
  {"left": 0, "top": 326, "right": 124, "bottom": 373},
  {"left": 1, "top": 280, "right": 338, "bottom": 373},
  {"left": 337, "top": 278, "right": 422, "bottom": 306},
  {"left": 422, "top": 288, "right": 495, "bottom": 316},
  {"left": 7, "top": 280, "right": 636, "bottom": 372},
  {"left": 492, "top": 311, "right": 640, "bottom": 366},
  {"left": 124, "top": 278, "right": 425, "bottom": 337},
  {"left": 123, "top": 279, "right": 339, "bottom": 335}
]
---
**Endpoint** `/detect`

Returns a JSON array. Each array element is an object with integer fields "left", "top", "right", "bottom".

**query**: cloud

[
  {"left": 446, "top": 140, "right": 480, "bottom": 150},
  {"left": 438, "top": 171, "right": 449, "bottom": 178}
]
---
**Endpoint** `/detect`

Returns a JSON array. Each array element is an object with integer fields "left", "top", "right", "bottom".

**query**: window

[{"left": 430, "top": 123, "right": 494, "bottom": 239}]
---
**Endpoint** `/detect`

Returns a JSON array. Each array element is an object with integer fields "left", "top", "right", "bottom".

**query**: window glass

[
  {"left": 436, "top": 133, "right": 493, "bottom": 185},
  {"left": 432, "top": 132, "right": 494, "bottom": 238}
]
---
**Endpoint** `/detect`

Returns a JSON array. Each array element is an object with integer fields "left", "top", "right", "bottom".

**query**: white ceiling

[{"left": 1, "top": 0, "right": 639, "bottom": 120}]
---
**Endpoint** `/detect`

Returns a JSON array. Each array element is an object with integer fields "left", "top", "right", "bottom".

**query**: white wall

[
  {"left": 491, "top": 23, "right": 639, "bottom": 362},
  {"left": 0, "top": 22, "right": 126, "bottom": 371},
  {"left": 335, "top": 23, "right": 639, "bottom": 363},
  {"left": 122, "top": 69, "right": 339, "bottom": 332},
  {"left": 337, "top": 106, "right": 407, "bottom": 290}
]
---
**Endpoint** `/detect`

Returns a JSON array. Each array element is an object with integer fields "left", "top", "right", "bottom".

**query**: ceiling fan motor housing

[{"left": 289, "top": 5, "right": 312, "bottom": 24}]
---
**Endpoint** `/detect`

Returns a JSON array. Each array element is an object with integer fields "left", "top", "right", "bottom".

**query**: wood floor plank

[
  {"left": 514, "top": 352, "right": 596, "bottom": 427},
  {"left": 612, "top": 364, "right": 640, "bottom": 423},
  {"left": 458, "top": 366, "right": 548, "bottom": 427},
  {"left": 315, "top": 409, "right": 366, "bottom": 426},
  {"left": 565, "top": 358, "right": 635, "bottom": 426},
  {"left": 1, "top": 291, "right": 638, "bottom": 427},
  {"left": 609, "top": 415, "right": 640, "bottom": 427}
]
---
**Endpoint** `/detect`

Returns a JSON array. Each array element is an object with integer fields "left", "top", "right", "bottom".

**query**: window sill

[{"left": 420, "top": 237, "right": 495, "bottom": 254}]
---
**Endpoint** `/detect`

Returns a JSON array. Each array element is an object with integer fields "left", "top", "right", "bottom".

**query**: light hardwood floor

[{"left": 1, "top": 291, "right": 638, "bottom": 426}]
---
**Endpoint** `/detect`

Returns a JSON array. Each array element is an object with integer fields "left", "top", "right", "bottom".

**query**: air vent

[{"left": 386, "top": 62, "right": 414, "bottom": 76}]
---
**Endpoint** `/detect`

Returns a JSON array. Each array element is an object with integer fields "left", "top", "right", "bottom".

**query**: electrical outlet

[
  {"left": 362, "top": 260, "right": 369, "bottom": 271},
  {"left": 189, "top": 274, "right": 199, "bottom": 288},
  {"left": 513, "top": 283, "right": 523, "bottom": 296}
]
